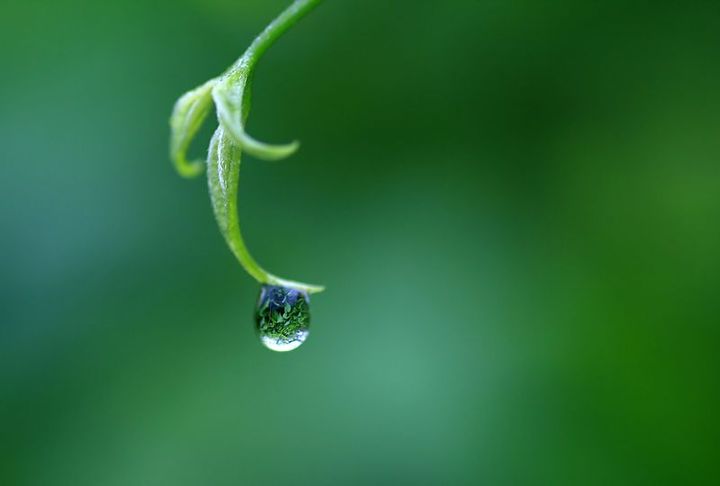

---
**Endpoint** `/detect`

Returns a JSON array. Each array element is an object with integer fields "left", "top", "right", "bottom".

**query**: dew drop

[{"left": 255, "top": 285, "right": 310, "bottom": 352}]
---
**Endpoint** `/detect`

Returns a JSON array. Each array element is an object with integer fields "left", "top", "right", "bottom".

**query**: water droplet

[{"left": 255, "top": 285, "right": 310, "bottom": 352}]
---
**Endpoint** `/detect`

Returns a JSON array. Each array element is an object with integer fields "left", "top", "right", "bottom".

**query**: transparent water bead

[{"left": 255, "top": 285, "right": 310, "bottom": 352}]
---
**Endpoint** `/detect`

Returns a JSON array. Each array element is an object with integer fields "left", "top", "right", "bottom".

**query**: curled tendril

[{"left": 169, "top": 0, "right": 324, "bottom": 294}]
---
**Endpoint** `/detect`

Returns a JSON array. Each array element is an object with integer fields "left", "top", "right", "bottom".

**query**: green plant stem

[
  {"left": 207, "top": 0, "right": 325, "bottom": 294},
  {"left": 208, "top": 127, "right": 324, "bottom": 294},
  {"left": 240, "top": 0, "right": 324, "bottom": 72},
  {"left": 171, "top": 1, "right": 325, "bottom": 293}
]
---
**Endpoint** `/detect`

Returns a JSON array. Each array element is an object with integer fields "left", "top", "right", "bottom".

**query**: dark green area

[{"left": 1, "top": 0, "right": 719, "bottom": 485}]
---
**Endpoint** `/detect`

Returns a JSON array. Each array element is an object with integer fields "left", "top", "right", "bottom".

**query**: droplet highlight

[{"left": 255, "top": 285, "right": 310, "bottom": 352}]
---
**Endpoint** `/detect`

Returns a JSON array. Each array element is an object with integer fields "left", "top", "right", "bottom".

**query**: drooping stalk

[
  {"left": 170, "top": 0, "right": 325, "bottom": 294},
  {"left": 207, "top": 125, "right": 324, "bottom": 293}
]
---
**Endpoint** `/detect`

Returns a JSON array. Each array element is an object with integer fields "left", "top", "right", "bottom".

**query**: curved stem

[
  {"left": 205, "top": 0, "right": 325, "bottom": 294},
  {"left": 171, "top": 1, "right": 325, "bottom": 293},
  {"left": 238, "top": 0, "right": 324, "bottom": 73},
  {"left": 207, "top": 127, "right": 324, "bottom": 293}
]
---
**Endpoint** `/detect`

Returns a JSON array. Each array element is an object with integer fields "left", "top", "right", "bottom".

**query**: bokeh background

[{"left": 1, "top": 0, "right": 719, "bottom": 484}]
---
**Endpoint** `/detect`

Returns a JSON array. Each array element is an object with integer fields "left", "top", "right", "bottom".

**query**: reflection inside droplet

[{"left": 255, "top": 285, "right": 310, "bottom": 352}]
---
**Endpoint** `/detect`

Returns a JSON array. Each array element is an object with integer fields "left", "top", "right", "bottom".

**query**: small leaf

[
  {"left": 212, "top": 70, "right": 299, "bottom": 161},
  {"left": 206, "top": 126, "right": 241, "bottom": 240},
  {"left": 169, "top": 78, "right": 218, "bottom": 178}
]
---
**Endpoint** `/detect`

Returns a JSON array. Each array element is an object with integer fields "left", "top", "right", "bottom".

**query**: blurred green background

[{"left": 1, "top": 0, "right": 719, "bottom": 484}]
